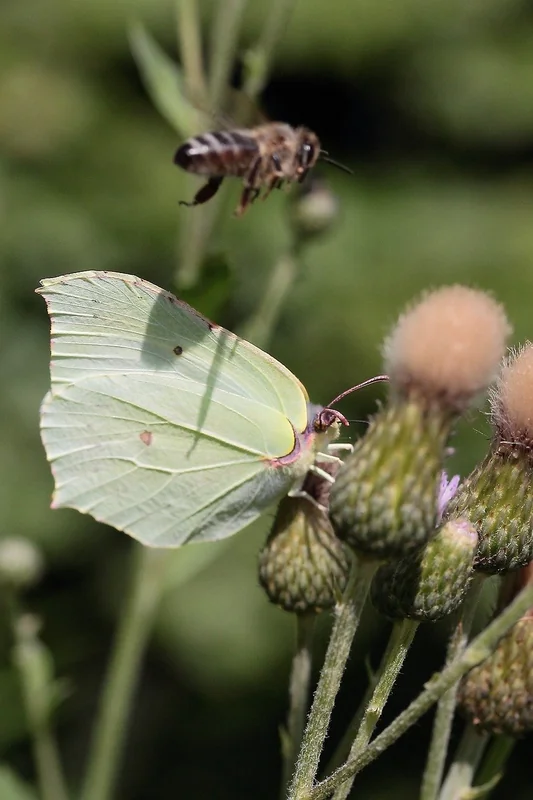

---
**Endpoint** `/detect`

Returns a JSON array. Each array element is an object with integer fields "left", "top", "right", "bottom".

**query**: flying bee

[{"left": 173, "top": 123, "right": 351, "bottom": 217}]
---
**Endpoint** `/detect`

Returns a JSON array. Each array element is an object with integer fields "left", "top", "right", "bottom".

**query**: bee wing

[
  {"left": 183, "top": 85, "right": 268, "bottom": 132},
  {"left": 224, "top": 88, "right": 268, "bottom": 127}
]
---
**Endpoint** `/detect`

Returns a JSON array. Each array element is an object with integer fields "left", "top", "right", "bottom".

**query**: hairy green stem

[
  {"left": 176, "top": 0, "right": 207, "bottom": 103},
  {"left": 81, "top": 547, "right": 168, "bottom": 800},
  {"left": 209, "top": 0, "right": 248, "bottom": 110},
  {"left": 281, "top": 614, "right": 317, "bottom": 799},
  {"left": 306, "top": 580, "right": 533, "bottom": 800},
  {"left": 176, "top": 198, "right": 224, "bottom": 289},
  {"left": 12, "top": 613, "right": 70, "bottom": 800},
  {"left": 438, "top": 724, "right": 489, "bottom": 800},
  {"left": 472, "top": 733, "right": 515, "bottom": 798},
  {"left": 176, "top": 0, "right": 295, "bottom": 288},
  {"left": 332, "top": 618, "right": 419, "bottom": 799},
  {"left": 288, "top": 558, "right": 378, "bottom": 800},
  {"left": 422, "top": 579, "right": 485, "bottom": 800},
  {"left": 239, "top": 244, "right": 301, "bottom": 349},
  {"left": 243, "top": 0, "right": 298, "bottom": 98}
]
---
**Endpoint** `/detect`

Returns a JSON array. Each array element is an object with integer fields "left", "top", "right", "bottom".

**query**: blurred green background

[{"left": 1, "top": 0, "right": 533, "bottom": 797}]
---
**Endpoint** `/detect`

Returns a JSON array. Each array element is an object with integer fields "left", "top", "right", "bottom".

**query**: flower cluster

[{"left": 259, "top": 286, "right": 533, "bottom": 738}]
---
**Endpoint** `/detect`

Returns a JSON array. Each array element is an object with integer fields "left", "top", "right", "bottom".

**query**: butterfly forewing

[
  {"left": 40, "top": 272, "right": 309, "bottom": 429},
  {"left": 39, "top": 272, "right": 315, "bottom": 546}
]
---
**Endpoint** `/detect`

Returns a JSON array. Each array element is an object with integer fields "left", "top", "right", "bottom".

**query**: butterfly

[{"left": 38, "top": 272, "right": 383, "bottom": 547}]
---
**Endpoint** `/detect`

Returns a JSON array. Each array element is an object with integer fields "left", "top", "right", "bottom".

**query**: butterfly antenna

[
  {"left": 328, "top": 375, "right": 389, "bottom": 409},
  {"left": 317, "top": 375, "right": 389, "bottom": 430},
  {"left": 319, "top": 150, "right": 353, "bottom": 175}
]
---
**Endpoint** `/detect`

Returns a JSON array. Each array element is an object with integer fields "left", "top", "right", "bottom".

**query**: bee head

[{"left": 296, "top": 130, "right": 321, "bottom": 176}]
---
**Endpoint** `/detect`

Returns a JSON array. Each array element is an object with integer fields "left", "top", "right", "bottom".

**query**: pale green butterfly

[{"left": 38, "top": 271, "right": 383, "bottom": 547}]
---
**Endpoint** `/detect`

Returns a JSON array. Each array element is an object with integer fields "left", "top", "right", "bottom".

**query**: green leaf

[
  {"left": 0, "top": 765, "right": 38, "bottom": 800},
  {"left": 128, "top": 21, "right": 202, "bottom": 138}
]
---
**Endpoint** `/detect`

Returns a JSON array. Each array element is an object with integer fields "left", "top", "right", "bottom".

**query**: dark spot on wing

[
  {"left": 173, "top": 344, "right": 183, "bottom": 355},
  {"left": 140, "top": 430, "right": 153, "bottom": 446}
]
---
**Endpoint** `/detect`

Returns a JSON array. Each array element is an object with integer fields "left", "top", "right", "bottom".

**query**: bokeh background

[{"left": 1, "top": 0, "right": 533, "bottom": 797}]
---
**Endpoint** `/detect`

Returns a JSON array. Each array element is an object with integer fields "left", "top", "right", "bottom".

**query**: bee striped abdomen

[{"left": 174, "top": 131, "right": 258, "bottom": 178}]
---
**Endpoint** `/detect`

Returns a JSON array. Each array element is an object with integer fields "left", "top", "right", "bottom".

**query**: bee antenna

[{"left": 319, "top": 151, "right": 353, "bottom": 175}]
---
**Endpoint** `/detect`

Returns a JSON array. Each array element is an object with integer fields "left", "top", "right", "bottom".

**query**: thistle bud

[
  {"left": 370, "top": 517, "right": 477, "bottom": 622},
  {"left": 290, "top": 177, "right": 339, "bottom": 239},
  {"left": 330, "top": 287, "right": 510, "bottom": 560},
  {"left": 457, "top": 564, "right": 533, "bottom": 736},
  {"left": 258, "top": 460, "right": 352, "bottom": 613},
  {"left": 444, "top": 344, "right": 533, "bottom": 573},
  {"left": 0, "top": 538, "right": 44, "bottom": 591}
]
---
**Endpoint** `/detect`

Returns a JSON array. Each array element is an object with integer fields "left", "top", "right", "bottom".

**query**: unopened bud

[
  {"left": 330, "top": 287, "right": 510, "bottom": 560},
  {"left": 259, "top": 461, "right": 351, "bottom": 613},
  {"left": 0, "top": 538, "right": 44, "bottom": 590},
  {"left": 445, "top": 344, "right": 533, "bottom": 572},
  {"left": 457, "top": 564, "right": 533, "bottom": 736},
  {"left": 290, "top": 177, "right": 339, "bottom": 239},
  {"left": 370, "top": 518, "right": 477, "bottom": 621}
]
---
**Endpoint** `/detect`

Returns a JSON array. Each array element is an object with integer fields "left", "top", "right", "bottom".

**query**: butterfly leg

[
  {"left": 179, "top": 176, "right": 224, "bottom": 208},
  {"left": 315, "top": 454, "right": 343, "bottom": 466},
  {"left": 308, "top": 464, "right": 336, "bottom": 483},
  {"left": 288, "top": 489, "right": 328, "bottom": 513},
  {"left": 322, "top": 443, "right": 354, "bottom": 455}
]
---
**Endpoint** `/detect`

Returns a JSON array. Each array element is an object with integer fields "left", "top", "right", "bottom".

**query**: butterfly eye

[{"left": 315, "top": 408, "right": 349, "bottom": 432}]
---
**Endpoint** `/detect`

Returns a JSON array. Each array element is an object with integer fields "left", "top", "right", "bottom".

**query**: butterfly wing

[{"left": 39, "top": 271, "right": 314, "bottom": 546}]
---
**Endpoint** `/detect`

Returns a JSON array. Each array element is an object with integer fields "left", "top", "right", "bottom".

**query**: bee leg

[
  {"left": 235, "top": 156, "right": 263, "bottom": 216},
  {"left": 297, "top": 168, "right": 310, "bottom": 184},
  {"left": 179, "top": 176, "right": 224, "bottom": 208},
  {"left": 261, "top": 176, "right": 283, "bottom": 201},
  {"left": 235, "top": 186, "right": 256, "bottom": 216}
]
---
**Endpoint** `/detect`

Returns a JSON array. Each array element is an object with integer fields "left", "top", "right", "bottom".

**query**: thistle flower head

[
  {"left": 437, "top": 472, "right": 461, "bottom": 521},
  {"left": 384, "top": 286, "right": 511, "bottom": 412},
  {"left": 444, "top": 343, "right": 533, "bottom": 573},
  {"left": 329, "top": 287, "right": 510, "bottom": 561},
  {"left": 259, "top": 459, "right": 352, "bottom": 614},
  {"left": 370, "top": 518, "right": 478, "bottom": 622},
  {"left": 458, "top": 563, "right": 533, "bottom": 736},
  {"left": 491, "top": 343, "right": 533, "bottom": 449}
]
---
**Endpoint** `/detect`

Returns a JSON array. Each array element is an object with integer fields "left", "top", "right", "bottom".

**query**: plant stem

[
  {"left": 422, "top": 579, "right": 484, "bottom": 800},
  {"left": 332, "top": 618, "right": 419, "bottom": 800},
  {"left": 243, "top": 0, "right": 298, "bottom": 98},
  {"left": 81, "top": 546, "right": 168, "bottom": 800},
  {"left": 288, "top": 558, "right": 378, "bottom": 800},
  {"left": 209, "top": 0, "right": 248, "bottom": 110},
  {"left": 472, "top": 733, "right": 515, "bottom": 797},
  {"left": 239, "top": 243, "right": 300, "bottom": 349},
  {"left": 176, "top": 0, "right": 207, "bottom": 103},
  {"left": 307, "top": 579, "right": 533, "bottom": 800},
  {"left": 281, "top": 614, "right": 317, "bottom": 799},
  {"left": 176, "top": 0, "right": 295, "bottom": 288},
  {"left": 438, "top": 724, "right": 489, "bottom": 800},
  {"left": 12, "top": 613, "right": 70, "bottom": 800},
  {"left": 176, "top": 198, "right": 223, "bottom": 289}
]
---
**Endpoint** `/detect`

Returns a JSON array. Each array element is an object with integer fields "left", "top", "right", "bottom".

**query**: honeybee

[{"left": 174, "top": 123, "right": 351, "bottom": 217}]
